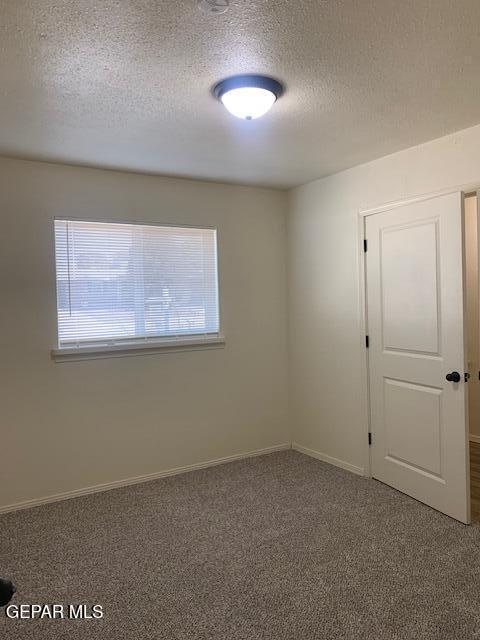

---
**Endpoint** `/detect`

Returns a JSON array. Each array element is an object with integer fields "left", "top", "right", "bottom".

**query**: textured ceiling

[{"left": 2, "top": 1, "right": 480, "bottom": 188}]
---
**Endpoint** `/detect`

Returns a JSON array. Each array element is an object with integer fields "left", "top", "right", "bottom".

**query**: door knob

[{"left": 446, "top": 371, "right": 461, "bottom": 383}]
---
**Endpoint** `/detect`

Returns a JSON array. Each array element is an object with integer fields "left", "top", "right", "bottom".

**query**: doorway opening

[{"left": 465, "top": 194, "right": 480, "bottom": 520}]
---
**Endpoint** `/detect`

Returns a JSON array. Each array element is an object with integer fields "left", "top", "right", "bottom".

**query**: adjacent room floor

[
  {"left": 470, "top": 442, "right": 480, "bottom": 521},
  {"left": 1, "top": 450, "right": 480, "bottom": 639}
]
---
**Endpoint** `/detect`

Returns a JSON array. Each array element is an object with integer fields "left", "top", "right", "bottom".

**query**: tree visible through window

[{"left": 54, "top": 220, "right": 219, "bottom": 347}]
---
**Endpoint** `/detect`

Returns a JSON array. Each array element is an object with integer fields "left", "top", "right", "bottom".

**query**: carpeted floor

[{"left": 1, "top": 450, "right": 480, "bottom": 639}]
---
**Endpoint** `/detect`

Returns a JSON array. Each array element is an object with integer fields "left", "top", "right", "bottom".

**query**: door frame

[{"left": 357, "top": 183, "right": 478, "bottom": 479}]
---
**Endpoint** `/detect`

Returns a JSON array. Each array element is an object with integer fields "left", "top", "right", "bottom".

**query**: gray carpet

[{"left": 1, "top": 450, "right": 480, "bottom": 639}]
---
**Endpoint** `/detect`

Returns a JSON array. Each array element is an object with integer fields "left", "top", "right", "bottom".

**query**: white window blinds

[{"left": 54, "top": 220, "right": 219, "bottom": 347}]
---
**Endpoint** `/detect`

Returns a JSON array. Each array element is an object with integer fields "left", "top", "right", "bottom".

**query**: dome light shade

[
  {"left": 221, "top": 87, "right": 276, "bottom": 120},
  {"left": 213, "top": 75, "right": 284, "bottom": 120}
]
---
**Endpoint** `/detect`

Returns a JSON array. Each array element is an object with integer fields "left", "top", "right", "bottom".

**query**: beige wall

[
  {"left": 288, "top": 123, "right": 480, "bottom": 472},
  {"left": 0, "top": 157, "right": 289, "bottom": 509},
  {"left": 465, "top": 196, "right": 480, "bottom": 438}
]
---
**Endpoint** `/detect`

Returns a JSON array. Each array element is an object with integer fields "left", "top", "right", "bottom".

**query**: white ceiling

[{"left": 2, "top": 1, "right": 480, "bottom": 189}]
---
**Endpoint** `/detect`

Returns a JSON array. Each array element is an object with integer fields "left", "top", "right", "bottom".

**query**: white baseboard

[
  {"left": 0, "top": 443, "right": 291, "bottom": 515},
  {"left": 470, "top": 434, "right": 480, "bottom": 444},
  {"left": 292, "top": 442, "right": 365, "bottom": 476}
]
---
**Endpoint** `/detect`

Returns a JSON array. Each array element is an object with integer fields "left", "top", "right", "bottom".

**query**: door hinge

[
  {"left": 368, "top": 433, "right": 372, "bottom": 446},
  {"left": 363, "top": 239, "right": 368, "bottom": 252},
  {"left": 365, "top": 335, "right": 369, "bottom": 348}
]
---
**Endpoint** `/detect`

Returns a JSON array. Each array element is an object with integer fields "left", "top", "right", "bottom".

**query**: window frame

[{"left": 51, "top": 216, "right": 224, "bottom": 361}]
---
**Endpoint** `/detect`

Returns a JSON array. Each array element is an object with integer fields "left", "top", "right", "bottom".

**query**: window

[{"left": 54, "top": 219, "right": 220, "bottom": 352}]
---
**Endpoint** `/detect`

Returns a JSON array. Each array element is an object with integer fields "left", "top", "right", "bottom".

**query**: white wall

[
  {"left": 288, "top": 123, "right": 480, "bottom": 472},
  {"left": 0, "top": 157, "right": 289, "bottom": 509},
  {"left": 465, "top": 196, "right": 480, "bottom": 438}
]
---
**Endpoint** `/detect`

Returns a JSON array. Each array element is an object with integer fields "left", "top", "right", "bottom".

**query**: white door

[{"left": 366, "top": 191, "right": 470, "bottom": 523}]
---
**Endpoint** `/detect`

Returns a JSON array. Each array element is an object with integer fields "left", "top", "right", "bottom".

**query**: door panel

[
  {"left": 384, "top": 378, "right": 442, "bottom": 477},
  {"left": 382, "top": 221, "right": 440, "bottom": 354},
  {"left": 366, "top": 192, "right": 470, "bottom": 523}
]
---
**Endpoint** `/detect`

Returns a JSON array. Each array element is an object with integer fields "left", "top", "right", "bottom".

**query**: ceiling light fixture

[{"left": 213, "top": 74, "right": 284, "bottom": 120}]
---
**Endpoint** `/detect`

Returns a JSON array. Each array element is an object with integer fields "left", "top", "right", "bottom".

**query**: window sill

[{"left": 51, "top": 335, "right": 226, "bottom": 362}]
